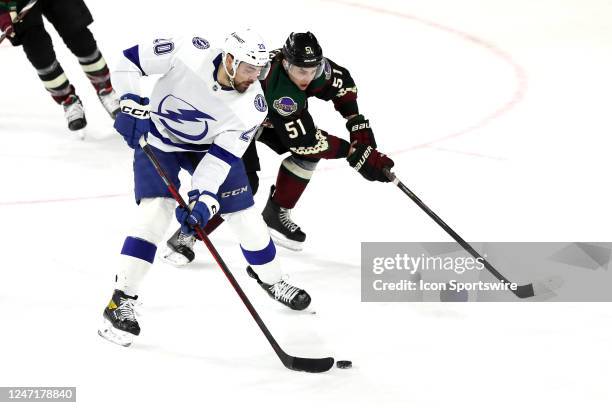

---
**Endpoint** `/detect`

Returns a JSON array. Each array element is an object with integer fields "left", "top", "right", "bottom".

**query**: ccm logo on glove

[{"left": 120, "top": 99, "right": 150, "bottom": 118}]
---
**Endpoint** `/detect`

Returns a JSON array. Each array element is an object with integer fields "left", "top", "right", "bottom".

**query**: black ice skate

[
  {"left": 98, "top": 289, "right": 140, "bottom": 347},
  {"left": 246, "top": 266, "right": 311, "bottom": 311},
  {"left": 62, "top": 94, "right": 87, "bottom": 131},
  {"left": 97, "top": 86, "right": 120, "bottom": 119},
  {"left": 262, "top": 186, "right": 306, "bottom": 251},
  {"left": 162, "top": 228, "right": 196, "bottom": 267}
]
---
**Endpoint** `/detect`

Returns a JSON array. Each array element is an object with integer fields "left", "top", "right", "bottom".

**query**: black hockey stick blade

[
  {"left": 384, "top": 168, "right": 539, "bottom": 299},
  {"left": 282, "top": 354, "right": 335, "bottom": 373},
  {"left": 513, "top": 283, "right": 534, "bottom": 298}
]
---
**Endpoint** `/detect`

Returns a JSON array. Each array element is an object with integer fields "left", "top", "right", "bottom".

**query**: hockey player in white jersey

[{"left": 98, "top": 29, "right": 311, "bottom": 347}]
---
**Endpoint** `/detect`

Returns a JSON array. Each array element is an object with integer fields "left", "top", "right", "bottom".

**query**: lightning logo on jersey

[{"left": 153, "top": 94, "right": 216, "bottom": 141}]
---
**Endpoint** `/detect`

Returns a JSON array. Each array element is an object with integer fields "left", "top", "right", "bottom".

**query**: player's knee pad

[
  {"left": 59, "top": 26, "right": 97, "bottom": 57},
  {"left": 127, "top": 197, "right": 175, "bottom": 245},
  {"left": 282, "top": 155, "right": 319, "bottom": 181},
  {"left": 223, "top": 206, "right": 271, "bottom": 251},
  {"left": 21, "top": 25, "right": 57, "bottom": 69}
]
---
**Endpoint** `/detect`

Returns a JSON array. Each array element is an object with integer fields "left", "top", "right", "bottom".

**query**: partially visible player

[
  {"left": 256, "top": 32, "right": 394, "bottom": 248},
  {"left": 0, "top": 0, "right": 119, "bottom": 131},
  {"left": 164, "top": 32, "right": 394, "bottom": 265},
  {"left": 98, "top": 30, "right": 311, "bottom": 348}
]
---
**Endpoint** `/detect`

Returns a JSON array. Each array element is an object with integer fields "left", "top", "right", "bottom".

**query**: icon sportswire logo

[{"left": 153, "top": 95, "right": 216, "bottom": 141}]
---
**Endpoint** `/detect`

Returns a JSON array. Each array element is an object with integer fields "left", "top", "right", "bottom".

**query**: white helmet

[{"left": 222, "top": 29, "right": 270, "bottom": 84}]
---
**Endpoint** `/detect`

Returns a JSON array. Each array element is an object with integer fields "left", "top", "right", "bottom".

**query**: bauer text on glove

[{"left": 347, "top": 144, "right": 394, "bottom": 182}]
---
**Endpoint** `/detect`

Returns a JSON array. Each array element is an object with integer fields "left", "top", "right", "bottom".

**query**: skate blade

[
  {"left": 68, "top": 127, "right": 87, "bottom": 140},
  {"left": 160, "top": 249, "right": 191, "bottom": 267},
  {"left": 98, "top": 318, "right": 134, "bottom": 347},
  {"left": 268, "top": 229, "right": 304, "bottom": 252}
]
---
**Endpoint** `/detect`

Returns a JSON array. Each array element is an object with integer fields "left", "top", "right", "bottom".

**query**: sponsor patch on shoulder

[
  {"left": 153, "top": 38, "right": 174, "bottom": 55},
  {"left": 254, "top": 94, "right": 267, "bottom": 112},
  {"left": 323, "top": 58, "right": 332, "bottom": 80},
  {"left": 192, "top": 36, "right": 210, "bottom": 49},
  {"left": 273, "top": 96, "right": 298, "bottom": 117}
]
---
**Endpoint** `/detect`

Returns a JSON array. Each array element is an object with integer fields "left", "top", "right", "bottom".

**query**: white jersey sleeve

[{"left": 112, "top": 38, "right": 182, "bottom": 96}]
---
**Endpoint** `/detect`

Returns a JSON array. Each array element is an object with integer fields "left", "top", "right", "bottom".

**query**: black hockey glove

[
  {"left": 347, "top": 143, "right": 394, "bottom": 182},
  {"left": 346, "top": 114, "right": 376, "bottom": 148}
]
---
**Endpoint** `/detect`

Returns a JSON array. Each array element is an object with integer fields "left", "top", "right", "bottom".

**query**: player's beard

[{"left": 234, "top": 79, "right": 254, "bottom": 93}]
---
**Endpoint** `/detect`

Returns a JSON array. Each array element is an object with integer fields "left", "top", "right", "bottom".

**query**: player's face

[
  {"left": 233, "top": 62, "right": 264, "bottom": 93},
  {"left": 287, "top": 65, "right": 319, "bottom": 90}
]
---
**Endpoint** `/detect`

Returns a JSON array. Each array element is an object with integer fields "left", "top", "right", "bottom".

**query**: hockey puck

[{"left": 336, "top": 360, "right": 352, "bottom": 369}]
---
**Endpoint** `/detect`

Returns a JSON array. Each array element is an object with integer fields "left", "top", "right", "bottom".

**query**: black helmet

[{"left": 282, "top": 32, "right": 323, "bottom": 68}]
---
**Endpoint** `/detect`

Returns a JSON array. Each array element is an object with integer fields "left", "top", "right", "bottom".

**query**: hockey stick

[
  {"left": 383, "top": 168, "right": 536, "bottom": 298},
  {"left": 0, "top": 0, "right": 38, "bottom": 45},
  {"left": 139, "top": 138, "right": 334, "bottom": 373}
]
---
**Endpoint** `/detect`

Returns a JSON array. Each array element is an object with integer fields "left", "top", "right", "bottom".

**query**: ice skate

[
  {"left": 246, "top": 266, "right": 311, "bottom": 310},
  {"left": 262, "top": 186, "right": 306, "bottom": 251},
  {"left": 98, "top": 289, "right": 140, "bottom": 347},
  {"left": 162, "top": 228, "right": 196, "bottom": 267},
  {"left": 97, "top": 86, "right": 120, "bottom": 119},
  {"left": 62, "top": 94, "right": 87, "bottom": 132}
]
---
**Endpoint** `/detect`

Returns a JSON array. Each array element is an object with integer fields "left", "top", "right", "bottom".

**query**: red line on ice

[
  {"left": 0, "top": 193, "right": 128, "bottom": 206},
  {"left": 321, "top": 0, "right": 528, "bottom": 153}
]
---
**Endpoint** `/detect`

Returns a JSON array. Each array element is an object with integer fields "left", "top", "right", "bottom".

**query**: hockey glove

[
  {"left": 0, "top": 9, "right": 14, "bottom": 39},
  {"left": 346, "top": 114, "right": 376, "bottom": 148},
  {"left": 175, "top": 190, "right": 220, "bottom": 236},
  {"left": 114, "top": 93, "right": 150, "bottom": 148},
  {"left": 347, "top": 143, "right": 394, "bottom": 182}
]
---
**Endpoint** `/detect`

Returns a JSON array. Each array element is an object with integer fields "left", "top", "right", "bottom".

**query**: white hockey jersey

[{"left": 112, "top": 35, "right": 268, "bottom": 194}]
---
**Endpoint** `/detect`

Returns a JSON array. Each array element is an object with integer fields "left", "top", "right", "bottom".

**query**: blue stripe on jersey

[
  {"left": 208, "top": 143, "right": 240, "bottom": 165},
  {"left": 241, "top": 239, "right": 276, "bottom": 266},
  {"left": 121, "top": 236, "right": 157, "bottom": 263},
  {"left": 149, "top": 122, "right": 211, "bottom": 152},
  {"left": 123, "top": 45, "right": 146, "bottom": 76}
]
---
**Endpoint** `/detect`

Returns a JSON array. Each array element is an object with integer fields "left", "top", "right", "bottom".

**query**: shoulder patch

[
  {"left": 254, "top": 94, "right": 267, "bottom": 112},
  {"left": 153, "top": 38, "right": 174, "bottom": 55},
  {"left": 323, "top": 58, "right": 332, "bottom": 80},
  {"left": 273, "top": 96, "right": 298, "bottom": 117},
  {"left": 192, "top": 36, "right": 210, "bottom": 50}
]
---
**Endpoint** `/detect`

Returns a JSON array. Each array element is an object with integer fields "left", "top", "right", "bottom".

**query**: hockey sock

[
  {"left": 225, "top": 207, "right": 282, "bottom": 283},
  {"left": 272, "top": 156, "right": 318, "bottom": 209},
  {"left": 116, "top": 237, "right": 156, "bottom": 297},
  {"left": 115, "top": 198, "right": 175, "bottom": 295},
  {"left": 59, "top": 26, "right": 112, "bottom": 93},
  {"left": 241, "top": 238, "right": 282, "bottom": 284},
  {"left": 19, "top": 25, "right": 76, "bottom": 104},
  {"left": 36, "top": 60, "right": 76, "bottom": 104},
  {"left": 77, "top": 47, "right": 112, "bottom": 93}
]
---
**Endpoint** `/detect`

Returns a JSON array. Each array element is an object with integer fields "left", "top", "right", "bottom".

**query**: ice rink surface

[{"left": 1, "top": 0, "right": 611, "bottom": 406}]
